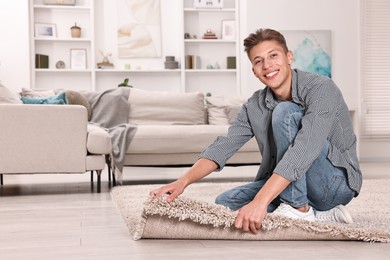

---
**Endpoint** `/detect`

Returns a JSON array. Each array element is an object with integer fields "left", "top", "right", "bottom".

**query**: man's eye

[{"left": 271, "top": 53, "right": 277, "bottom": 58}]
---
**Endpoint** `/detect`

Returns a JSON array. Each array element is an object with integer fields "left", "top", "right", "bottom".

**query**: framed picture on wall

[
  {"left": 70, "top": 49, "right": 87, "bottom": 69},
  {"left": 221, "top": 20, "right": 235, "bottom": 40},
  {"left": 35, "top": 23, "right": 57, "bottom": 38},
  {"left": 281, "top": 30, "right": 332, "bottom": 78}
]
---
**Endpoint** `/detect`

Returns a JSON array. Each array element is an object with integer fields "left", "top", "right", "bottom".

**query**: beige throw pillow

[
  {"left": 226, "top": 105, "right": 242, "bottom": 124},
  {"left": 20, "top": 88, "right": 56, "bottom": 98},
  {"left": 65, "top": 90, "right": 92, "bottom": 121},
  {"left": 205, "top": 96, "right": 245, "bottom": 125},
  {"left": 0, "top": 83, "right": 22, "bottom": 104},
  {"left": 128, "top": 88, "right": 206, "bottom": 125}
]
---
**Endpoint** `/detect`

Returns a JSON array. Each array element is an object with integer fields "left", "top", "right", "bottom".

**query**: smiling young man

[{"left": 150, "top": 28, "right": 362, "bottom": 234}]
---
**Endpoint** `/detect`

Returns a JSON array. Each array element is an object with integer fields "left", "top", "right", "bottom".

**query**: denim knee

[{"left": 272, "top": 101, "right": 302, "bottom": 127}]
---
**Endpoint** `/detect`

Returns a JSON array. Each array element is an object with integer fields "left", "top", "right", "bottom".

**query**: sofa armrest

[
  {"left": 0, "top": 104, "right": 88, "bottom": 173},
  {"left": 87, "top": 124, "right": 112, "bottom": 154}
]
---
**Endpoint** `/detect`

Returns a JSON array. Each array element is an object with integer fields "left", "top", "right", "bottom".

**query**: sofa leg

[
  {"left": 90, "top": 171, "right": 94, "bottom": 182},
  {"left": 107, "top": 163, "right": 111, "bottom": 182},
  {"left": 96, "top": 170, "right": 102, "bottom": 193},
  {"left": 105, "top": 154, "right": 112, "bottom": 182},
  {"left": 0, "top": 174, "right": 3, "bottom": 185}
]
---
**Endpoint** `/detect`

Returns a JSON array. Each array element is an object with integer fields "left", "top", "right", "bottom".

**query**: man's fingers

[
  {"left": 242, "top": 219, "right": 250, "bottom": 232},
  {"left": 234, "top": 215, "right": 243, "bottom": 229},
  {"left": 249, "top": 222, "right": 259, "bottom": 234},
  {"left": 149, "top": 189, "right": 168, "bottom": 201}
]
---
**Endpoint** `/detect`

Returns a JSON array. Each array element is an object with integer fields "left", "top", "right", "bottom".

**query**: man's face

[{"left": 249, "top": 40, "right": 293, "bottom": 98}]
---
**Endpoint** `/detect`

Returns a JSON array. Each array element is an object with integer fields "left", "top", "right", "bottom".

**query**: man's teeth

[{"left": 266, "top": 71, "right": 278, "bottom": 78}]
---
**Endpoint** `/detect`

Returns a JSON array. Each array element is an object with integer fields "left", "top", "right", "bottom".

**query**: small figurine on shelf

[
  {"left": 118, "top": 78, "right": 132, "bottom": 88},
  {"left": 70, "top": 23, "right": 81, "bottom": 38},
  {"left": 202, "top": 29, "right": 218, "bottom": 39},
  {"left": 97, "top": 50, "right": 114, "bottom": 69}
]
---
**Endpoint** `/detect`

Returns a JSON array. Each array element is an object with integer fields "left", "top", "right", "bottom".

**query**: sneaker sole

[{"left": 336, "top": 205, "right": 354, "bottom": 224}]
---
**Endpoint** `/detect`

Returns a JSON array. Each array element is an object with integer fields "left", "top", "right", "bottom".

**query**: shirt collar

[{"left": 264, "top": 69, "right": 302, "bottom": 110}]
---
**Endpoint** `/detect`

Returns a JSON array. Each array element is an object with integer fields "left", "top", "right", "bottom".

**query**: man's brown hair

[{"left": 244, "top": 28, "right": 289, "bottom": 58}]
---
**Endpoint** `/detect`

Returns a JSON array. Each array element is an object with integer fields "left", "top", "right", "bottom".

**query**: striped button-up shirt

[{"left": 200, "top": 69, "right": 362, "bottom": 195}]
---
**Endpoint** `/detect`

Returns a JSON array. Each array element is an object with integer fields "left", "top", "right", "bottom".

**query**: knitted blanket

[{"left": 82, "top": 88, "right": 137, "bottom": 182}]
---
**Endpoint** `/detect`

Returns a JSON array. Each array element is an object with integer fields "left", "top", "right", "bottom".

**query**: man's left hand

[{"left": 234, "top": 201, "right": 267, "bottom": 234}]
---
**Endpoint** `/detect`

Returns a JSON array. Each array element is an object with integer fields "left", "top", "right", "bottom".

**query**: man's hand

[
  {"left": 234, "top": 173, "right": 291, "bottom": 234},
  {"left": 149, "top": 179, "right": 186, "bottom": 203},
  {"left": 234, "top": 201, "right": 267, "bottom": 234},
  {"left": 149, "top": 158, "right": 218, "bottom": 203}
]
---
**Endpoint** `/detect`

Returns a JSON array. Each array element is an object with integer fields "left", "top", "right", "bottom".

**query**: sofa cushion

[
  {"left": 226, "top": 105, "right": 241, "bottom": 124},
  {"left": 0, "top": 83, "right": 22, "bottom": 104},
  {"left": 205, "top": 96, "right": 246, "bottom": 125},
  {"left": 20, "top": 92, "right": 67, "bottom": 105},
  {"left": 127, "top": 125, "right": 259, "bottom": 154},
  {"left": 65, "top": 90, "right": 92, "bottom": 121},
  {"left": 20, "top": 88, "right": 56, "bottom": 98},
  {"left": 128, "top": 88, "right": 206, "bottom": 125}
]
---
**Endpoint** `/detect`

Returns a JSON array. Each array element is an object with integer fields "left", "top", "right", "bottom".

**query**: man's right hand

[
  {"left": 149, "top": 179, "right": 186, "bottom": 203},
  {"left": 148, "top": 158, "right": 218, "bottom": 203}
]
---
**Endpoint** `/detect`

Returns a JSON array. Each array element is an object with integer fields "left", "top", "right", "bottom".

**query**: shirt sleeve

[
  {"left": 274, "top": 80, "right": 342, "bottom": 181},
  {"left": 199, "top": 104, "right": 254, "bottom": 171}
]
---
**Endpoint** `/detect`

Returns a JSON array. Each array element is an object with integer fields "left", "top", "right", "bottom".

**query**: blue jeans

[{"left": 215, "top": 101, "right": 355, "bottom": 212}]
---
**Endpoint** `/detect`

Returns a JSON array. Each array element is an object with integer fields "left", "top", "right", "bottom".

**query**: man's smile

[{"left": 265, "top": 70, "right": 279, "bottom": 79}]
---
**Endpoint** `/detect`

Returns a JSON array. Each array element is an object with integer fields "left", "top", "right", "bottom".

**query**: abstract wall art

[
  {"left": 282, "top": 30, "right": 332, "bottom": 78},
  {"left": 117, "top": 0, "right": 162, "bottom": 58}
]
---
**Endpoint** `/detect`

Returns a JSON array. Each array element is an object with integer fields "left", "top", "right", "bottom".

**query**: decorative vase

[{"left": 71, "top": 23, "right": 81, "bottom": 38}]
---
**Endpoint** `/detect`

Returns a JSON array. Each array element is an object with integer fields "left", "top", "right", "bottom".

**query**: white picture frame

[
  {"left": 221, "top": 20, "right": 235, "bottom": 40},
  {"left": 35, "top": 23, "right": 57, "bottom": 38},
  {"left": 70, "top": 49, "right": 87, "bottom": 70}
]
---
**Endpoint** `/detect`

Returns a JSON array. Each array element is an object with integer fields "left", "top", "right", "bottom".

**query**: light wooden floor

[{"left": 1, "top": 163, "right": 390, "bottom": 260}]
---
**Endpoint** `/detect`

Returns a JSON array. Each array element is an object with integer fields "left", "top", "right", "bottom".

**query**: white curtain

[{"left": 361, "top": 0, "right": 390, "bottom": 138}]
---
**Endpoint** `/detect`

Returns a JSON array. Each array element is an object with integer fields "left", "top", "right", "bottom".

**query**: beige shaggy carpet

[{"left": 111, "top": 179, "right": 390, "bottom": 242}]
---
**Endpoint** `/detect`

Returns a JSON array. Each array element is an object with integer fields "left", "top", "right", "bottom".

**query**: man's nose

[{"left": 262, "top": 58, "right": 272, "bottom": 69}]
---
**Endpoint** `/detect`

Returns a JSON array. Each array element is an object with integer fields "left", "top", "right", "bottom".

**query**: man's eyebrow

[{"left": 253, "top": 49, "right": 277, "bottom": 61}]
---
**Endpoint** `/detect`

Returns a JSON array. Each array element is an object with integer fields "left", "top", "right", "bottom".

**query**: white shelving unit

[
  {"left": 29, "top": 0, "right": 241, "bottom": 95},
  {"left": 181, "top": 0, "right": 240, "bottom": 96},
  {"left": 30, "top": 0, "right": 95, "bottom": 91}
]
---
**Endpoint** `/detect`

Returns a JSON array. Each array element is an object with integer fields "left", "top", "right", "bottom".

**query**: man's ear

[
  {"left": 287, "top": 51, "right": 294, "bottom": 65},
  {"left": 252, "top": 67, "right": 258, "bottom": 78}
]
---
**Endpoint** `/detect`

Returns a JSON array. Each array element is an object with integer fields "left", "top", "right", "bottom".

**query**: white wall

[
  {"left": 0, "top": 0, "right": 30, "bottom": 91},
  {"left": 239, "top": 0, "right": 360, "bottom": 111}
]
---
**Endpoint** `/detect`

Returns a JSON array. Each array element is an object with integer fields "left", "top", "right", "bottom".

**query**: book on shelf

[
  {"left": 202, "top": 30, "right": 218, "bottom": 39},
  {"left": 35, "top": 54, "right": 49, "bottom": 69},
  {"left": 185, "top": 55, "right": 201, "bottom": 69},
  {"left": 202, "top": 36, "right": 218, "bottom": 39}
]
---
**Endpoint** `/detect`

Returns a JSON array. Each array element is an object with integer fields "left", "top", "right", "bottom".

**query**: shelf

[
  {"left": 96, "top": 69, "right": 181, "bottom": 73},
  {"left": 33, "top": 5, "right": 90, "bottom": 10},
  {"left": 184, "top": 8, "right": 235, "bottom": 12},
  {"left": 34, "top": 37, "right": 92, "bottom": 42},
  {"left": 35, "top": 69, "right": 93, "bottom": 73},
  {"left": 185, "top": 69, "right": 236, "bottom": 73},
  {"left": 185, "top": 39, "right": 236, "bottom": 43}
]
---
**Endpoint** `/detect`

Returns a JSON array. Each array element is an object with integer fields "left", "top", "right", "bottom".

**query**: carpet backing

[{"left": 111, "top": 180, "right": 390, "bottom": 242}]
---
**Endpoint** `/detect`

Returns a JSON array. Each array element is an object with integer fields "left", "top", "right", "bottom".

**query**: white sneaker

[
  {"left": 315, "top": 205, "right": 354, "bottom": 224},
  {"left": 271, "top": 203, "right": 316, "bottom": 221}
]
